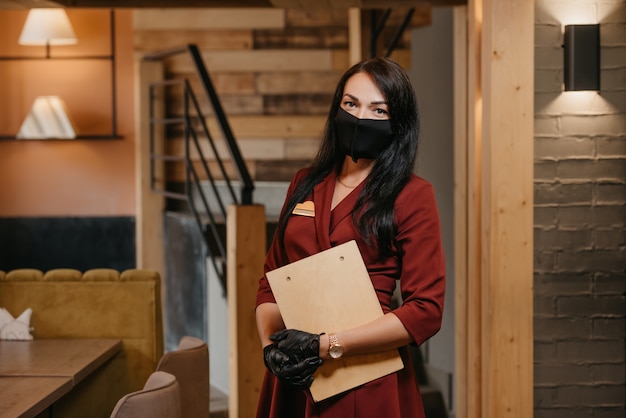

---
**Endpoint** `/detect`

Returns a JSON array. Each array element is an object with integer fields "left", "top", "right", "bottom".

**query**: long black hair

[{"left": 277, "top": 57, "right": 420, "bottom": 257}]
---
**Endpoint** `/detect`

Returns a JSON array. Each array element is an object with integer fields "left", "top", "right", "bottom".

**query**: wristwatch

[{"left": 328, "top": 333, "right": 344, "bottom": 359}]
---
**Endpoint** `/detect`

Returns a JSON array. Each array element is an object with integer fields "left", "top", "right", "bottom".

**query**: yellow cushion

[
  {"left": 6, "top": 268, "right": 43, "bottom": 281},
  {"left": 43, "top": 268, "right": 83, "bottom": 281},
  {"left": 84, "top": 268, "right": 121, "bottom": 281}
]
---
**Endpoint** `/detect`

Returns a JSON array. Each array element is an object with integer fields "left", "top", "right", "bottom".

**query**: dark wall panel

[
  {"left": 0, "top": 216, "right": 135, "bottom": 272},
  {"left": 163, "top": 212, "right": 207, "bottom": 352}
]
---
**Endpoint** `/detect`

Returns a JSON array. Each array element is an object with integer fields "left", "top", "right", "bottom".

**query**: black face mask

[{"left": 334, "top": 107, "right": 393, "bottom": 162}]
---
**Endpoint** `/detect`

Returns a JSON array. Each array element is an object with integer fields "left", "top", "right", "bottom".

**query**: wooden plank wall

[{"left": 133, "top": 7, "right": 427, "bottom": 183}]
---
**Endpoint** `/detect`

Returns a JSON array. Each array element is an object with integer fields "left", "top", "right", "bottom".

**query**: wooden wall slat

[
  {"left": 166, "top": 50, "right": 335, "bottom": 72},
  {"left": 284, "top": 137, "right": 320, "bottom": 159},
  {"left": 151, "top": 116, "right": 325, "bottom": 140},
  {"left": 167, "top": 136, "right": 319, "bottom": 162},
  {"left": 167, "top": 73, "right": 257, "bottom": 95},
  {"left": 253, "top": 27, "right": 348, "bottom": 49},
  {"left": 255, "top": 159, "right": 312, "bottom": 181},
  {"left": 285, "top": 8, "right": 349, "bottom": 27},
  {"left": 167, "top": 160, "right": 255, "bottom": 182},
  {"left": 255, "top": 71, "right": 344, "bottom": 94},
  {"left": 165, "top": 71, "right": 341, "bottom": 96},
  {"left": 210, "top": 115, "right": 327, "bottom": 138},
  {"left": 263, "top": 94, "right": 333, "bottom": 115},
  {"left": 167, "top": 137, "right": 288, "bottom": 161},
  {"left": 167, "top": 159, "right": 307, "bottom": 184},
  {"left": 167, "top": 94, "right": 264, "bottom": 116},
  {"left": 167, "top": 93, "right": 331, "bottom": 116},
  {"left": 330, "top": 48, "right": 412, "bottom": 70},
  {"left": 134, "top": 8, "right": 286, "bottom": 30},
  {"left": 282, "top": 5, "right": 431, "bottom": 29},
  {"left": 134, "top": 29, "right": 254, "bottom": 51},
  {"left": 376, "top": 6, "right": 432, "bottom": 27}
]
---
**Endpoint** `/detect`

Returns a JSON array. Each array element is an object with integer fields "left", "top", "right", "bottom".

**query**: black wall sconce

[{"left": 563, "top": 24, "right": 600, "bottom": 91}]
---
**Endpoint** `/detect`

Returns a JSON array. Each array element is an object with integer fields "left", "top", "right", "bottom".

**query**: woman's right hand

[{"left": 263, "top": 343, "right": 322, "bottom": 389}]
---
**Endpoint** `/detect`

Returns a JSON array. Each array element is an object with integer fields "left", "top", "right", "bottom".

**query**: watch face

[{"left": 329, "top": 344, "right": 344, "bottom": 359}]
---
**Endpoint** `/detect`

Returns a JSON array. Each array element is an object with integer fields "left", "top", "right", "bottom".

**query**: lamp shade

[
  {"left": 17, "top": 96, "right": 77, "bottom": 139},
  {"left": 18, "top": 9, "right": 77, "bottom": 46}
]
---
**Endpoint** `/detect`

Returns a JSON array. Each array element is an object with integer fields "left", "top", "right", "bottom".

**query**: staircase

[{"left": 144, "top": 44, "right": 254, "bottom": 297}]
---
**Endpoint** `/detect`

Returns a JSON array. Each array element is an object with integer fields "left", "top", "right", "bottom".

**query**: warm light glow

[
  {"left": 561, "top": 90, "right": 599, "bottom": 100},
  {"left": 17, "top": 96, "right": 77, "bottom": 139},
  {"left": 18, "top": 9, "right": 77, "bottom": 46},
  {"left": 538, "top": 90, "right": 615, "bottom": 116},
  {"left": 558, "top": 90, "right": 602, "bottom": 110},
  {"left": 559, "top": 12, "right": 597, "bottom": 26}
]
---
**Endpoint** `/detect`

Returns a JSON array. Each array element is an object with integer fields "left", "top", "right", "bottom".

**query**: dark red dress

[{"left": 256, "top": 168, "right": 446, "bottom": 418}]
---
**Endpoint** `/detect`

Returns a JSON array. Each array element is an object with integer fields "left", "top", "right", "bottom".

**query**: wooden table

[
  {"left": 0, "top": 376, "right": 72, "bottom": 418},
  {"left": 0, "top": 338, "right": 122, "bottom": 418}
]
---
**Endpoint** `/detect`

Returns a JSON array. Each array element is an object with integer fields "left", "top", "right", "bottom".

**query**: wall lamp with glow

[
  {"left": 0, "top": 8, "right": 120, "bottom": 140},
  {"left": 563, "top": 24, "right": 600, "bottom": 92},
  {"left": 17, "top": 9, "right": 78, "bottom": 139},
  {"left": 18, "top": 8, "right": 77, "bottom": 59}
]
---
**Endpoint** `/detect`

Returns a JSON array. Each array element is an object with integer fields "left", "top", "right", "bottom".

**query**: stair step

[{"left": 210, "top": 384, "right": 228, "bottom": 418}]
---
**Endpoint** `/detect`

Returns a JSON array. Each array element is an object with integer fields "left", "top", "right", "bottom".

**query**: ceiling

[{"left": 0, "top": 0, "right": 465, "bottom": 9}]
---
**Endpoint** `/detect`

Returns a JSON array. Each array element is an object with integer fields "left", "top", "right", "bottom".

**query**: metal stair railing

[
  {"left": 369, "top": 8, "right": 416, "bottom": 58},
  {"left": 144, "top": 44, "right": 255, "bottom": 296}
]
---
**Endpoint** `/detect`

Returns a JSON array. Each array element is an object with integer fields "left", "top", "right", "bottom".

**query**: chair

[
  {"left": 109, "top": 371, "right": 181, "bottom": 418},
  {"left": 157, "top": 336, "right": 210, "bottom": 418}
]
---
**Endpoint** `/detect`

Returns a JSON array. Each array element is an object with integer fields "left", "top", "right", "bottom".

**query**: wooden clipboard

[{"left": 266, "top": 240, "right": 403, "bottom": 402}]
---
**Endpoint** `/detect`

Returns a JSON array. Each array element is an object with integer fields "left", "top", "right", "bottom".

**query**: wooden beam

[
  {"left": 271, "top": 0, "right": 465, "bottom": 8},
  {"left": 0, "top": 0, "right": 466, "bottom": 8},
  {"left": 133, "top": 8, "right": 284, "bottom": 30},
  {"left": 135, "top": 59, "right": 166, "bottom": 276},
  {"left": 453, "top": 5, "right": 468, "bottom": 418},
  {"left": 227, "top": 204, "right": 267, "bottom": 418},
  {"left": 456, "top": 1, "right": 534, "bottom": 417},
  {"left": 53, "top": 0, "right": 275, "bottom": 7},
  {"left": 481, "top": 1, "right": 534, "bottom": 416},
  {"left": 0, "top": 0, "right": 60, "bottom": 8},
  {"left": 348, "top": 7, "right": 363, "bottom": 66}
]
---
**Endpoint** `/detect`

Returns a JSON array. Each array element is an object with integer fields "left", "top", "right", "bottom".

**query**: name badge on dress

[{"left": 292, "top": 201, "right": 315, "bottom": 217}]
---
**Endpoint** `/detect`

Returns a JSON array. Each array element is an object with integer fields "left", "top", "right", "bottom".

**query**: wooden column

[
  {"left": 454, "top": 1, "right": 534, "bottom": 417},
  {"left": 453, "top": 5, "right": 470, "bottom": 417},
  {"left": 348, "top": 7, "right": 364, "bottom": 65},
  {"left": 227, "top": 204, "right": 267, "bottom": 418},
  {"left": 135, "top": 59, "right": 165, "bottom": 275}
]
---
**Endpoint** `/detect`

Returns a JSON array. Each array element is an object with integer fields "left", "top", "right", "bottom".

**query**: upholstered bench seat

[{"left": 0, "top": 268, "right": 164, "bottom": 418}]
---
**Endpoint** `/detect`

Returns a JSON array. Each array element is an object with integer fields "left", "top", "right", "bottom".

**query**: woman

[{"left": 255, "top": 57, "right": 446, "bottom": 418}]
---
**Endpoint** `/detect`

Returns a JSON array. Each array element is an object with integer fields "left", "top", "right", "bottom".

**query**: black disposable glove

[
  {"left": 269, "top": 329, "right": 321, "bottom": 362},
  {"left": 263, "top": 343, "right": 323, "bottom": 388}
]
